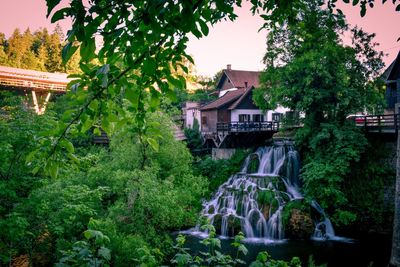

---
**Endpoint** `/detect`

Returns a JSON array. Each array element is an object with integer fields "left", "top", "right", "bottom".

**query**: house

[
  {"left": 216, "top": 64, "right": 261, "bottom": 93},
  {"left": 384, "top": 51, "right": 400, "bottom": 113},
  {"left": 199, "top": 65, "right": 289, "bottom": 148}
]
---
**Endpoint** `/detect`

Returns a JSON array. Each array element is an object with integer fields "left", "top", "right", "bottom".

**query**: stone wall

[{"left": 212, "top": 148, "right": 236, "bottom": 160}]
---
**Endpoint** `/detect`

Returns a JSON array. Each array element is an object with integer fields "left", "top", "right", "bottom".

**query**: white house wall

[
  {"left": 230, "top": 105, "right": 290, "bottom": 122},
  {"left": 231, "top": 109, "right": 267, "bottom": 121}
]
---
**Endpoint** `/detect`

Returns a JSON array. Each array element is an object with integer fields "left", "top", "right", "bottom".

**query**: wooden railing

[
  {"left": 216, "top": 121, "right": 280, "bottom": 133},
  {"left": 350, "top": 114, "right": 400, "bottom": 133},
  {"left": 0, "top": 76, "right": 67, "bottom": 92}
]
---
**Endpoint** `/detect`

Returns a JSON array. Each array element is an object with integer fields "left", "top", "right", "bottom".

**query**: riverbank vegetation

[
  {"left": 0, "top": 93, "right": 311, "bottom": 266},
  {"left": 0, "top": 93, "right": 209, "bottom": 266},
  {"left": 253, "top": 1, "right": 390, "bottom": 230}
]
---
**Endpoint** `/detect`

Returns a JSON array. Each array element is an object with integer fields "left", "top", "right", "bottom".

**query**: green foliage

[
  {"left": 171, "top": 225, "right": 247, "bottom": 266},
  {"left": 0, "top": 93, "right": 208, "bottom": 265},
  {"left": 193, "top": 150, "right": 249, "bottom": 193},
  {"left": 281, "top": 200, "right": 310, "bottom": 229},
  {"left": 186, "top": 89, "right": 218, "bottom": 103},
  {"left": 171, "top": 225, "right": 306, "bottom": 267},
  {"left": 0, "top": 92, "right": 57, "bottom": 265},
  {"left": 254, "top": 2, "right": 384, "bottom": 225},
  {"left": 342, "top": 139, "right": 396, "bottom": 232},
  {"left": 300, "top": 124, "right": 367, "bottom": 225},
  {"left": 40, "top": 0, "right": 247, "bottom": 176},
  {"left": 249, "top": 251, "right": 301, "bottom": 267},
  {"left": 56, "top": 220, "right": 111, "bottom": 267},
  {"left": 184, "top": 118, "right": 203, "bottom": 152}
]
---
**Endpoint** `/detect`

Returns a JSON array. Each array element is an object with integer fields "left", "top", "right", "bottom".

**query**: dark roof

[
  {"left": 382, "top": 60, "right": 395, "bottom": 81},
  {"left": 385, "top": 51, "right": 400, "bottom": 81},
  {"left": 228, "top": 86, "right": 254, "bottom": 110},
  {"left": 200, "top": 89, "right": 245, "bottom": 110},
  {"left": 217, "top": 69, "right": 261, "bottom": 89}
]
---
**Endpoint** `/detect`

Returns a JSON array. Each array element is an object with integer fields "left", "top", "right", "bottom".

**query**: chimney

[
  {"left": 227, "top": 64, "right": 231, "bottom": 70},
  {"left": 244, "top": 81, "right": 248, "bottom": 88}
]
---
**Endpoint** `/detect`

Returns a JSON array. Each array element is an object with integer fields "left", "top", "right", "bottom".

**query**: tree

[
  {"left": 45, "top": 28, "right": 64, "bottom": 72},
  {"left": 44, "top": 0, "right": 400, "bottom": 263},
  {"left": 0, "top": 33, "right": 7, "bottom": 65},
  {"left": 253, "top": 2, "right": 384, "bottom": 225},
  {"left": 0, "top": 46, "right": 7, "bottom": 65}
]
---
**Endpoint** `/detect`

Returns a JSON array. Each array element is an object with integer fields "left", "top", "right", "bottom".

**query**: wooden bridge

[
  {"left": 350, "top": 114, "right": 400, "bottom": 135},
  {"left": 0, "top": 65, "right": 70, "bottom": 114}
]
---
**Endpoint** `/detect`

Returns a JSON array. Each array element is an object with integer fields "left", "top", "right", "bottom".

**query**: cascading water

[
  {"left": 197, "top": 141, "right": 305, "bottom": 240},
  {"left": 193, "top": 141, "right": 341, "bottom": 242}
]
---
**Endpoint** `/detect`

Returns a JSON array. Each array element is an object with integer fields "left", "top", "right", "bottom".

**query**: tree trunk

[{"left": 391, "top": 129, "right": 400, "bottom": 266}]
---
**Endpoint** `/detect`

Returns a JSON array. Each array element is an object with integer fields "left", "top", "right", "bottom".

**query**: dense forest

[{"left": 0, "top": 25, "right": 79, "bottom": 73}]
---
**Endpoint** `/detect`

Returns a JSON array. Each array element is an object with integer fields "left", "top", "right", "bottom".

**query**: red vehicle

[{"left": 346, "top": 115, "right": 366, "bottom": 125}]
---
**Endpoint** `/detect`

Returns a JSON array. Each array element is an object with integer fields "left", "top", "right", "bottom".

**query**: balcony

[{"left": 216, "top": 121, "right": 280, "bottom": 133}]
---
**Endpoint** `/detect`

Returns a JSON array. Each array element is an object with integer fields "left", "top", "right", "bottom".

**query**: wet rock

[
  {"left": 226, "top": 215, "right": 242, "bottom": 236},
  {"left": 286, "top": 209, "right": 314, "bottom": 239},
  {"left": 262, "top": 205, "right": 270, "bottom": 220},
  {"left": 212, "top": 214, "right": 222, "bottom": 235},
  {"left": 207, "top": 205, "right": 215, "bottom": 214}
]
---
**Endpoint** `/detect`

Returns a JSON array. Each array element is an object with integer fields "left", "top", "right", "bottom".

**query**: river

[{"left": 181, "top": 233, "right": 391, "bottom": 266}]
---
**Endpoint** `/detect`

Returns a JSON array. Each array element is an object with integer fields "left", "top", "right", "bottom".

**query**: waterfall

[
  {"left": 311, "top": 200, "right": 336, "bottom": 239},
  {"left": 198, "top": 142, "right": 305, "bottom": 240},
  {"left": 189, "top": 141, "right": 345, "bottom": 242}
]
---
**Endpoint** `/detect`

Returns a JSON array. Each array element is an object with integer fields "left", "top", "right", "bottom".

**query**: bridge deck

[{"left": 0, "top": 65, "right": 70, "bottom": 92}]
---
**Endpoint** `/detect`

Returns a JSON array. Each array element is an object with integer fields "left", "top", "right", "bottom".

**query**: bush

[{"left": 193, "top": 150, "right": 249, "bottom": 194}]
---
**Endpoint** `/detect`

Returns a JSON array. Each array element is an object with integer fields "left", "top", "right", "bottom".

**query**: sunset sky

[{"left": 0, "top": 0, "right": 399, "bottom": 77}]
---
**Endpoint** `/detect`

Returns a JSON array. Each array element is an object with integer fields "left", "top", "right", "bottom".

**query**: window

[
  {"left": 239, "top": 114, "right": 250, "bottom": 122},
  {"left": 253, "top": 114, "right": 264, "bottom": 122},
  {"left": 272, "top": 113, "right": 283, "bottom": 122}
]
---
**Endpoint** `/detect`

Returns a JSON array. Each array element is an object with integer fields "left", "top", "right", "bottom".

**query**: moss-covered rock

[
  {"left": 247, "top": 154, "right": 260, "bottom": 173},
  {"left": 257, "top": 190, "right": 275, "bottom": 206}
]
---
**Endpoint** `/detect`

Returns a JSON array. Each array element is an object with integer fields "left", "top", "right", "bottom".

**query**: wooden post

[
  {"left": 40, "top": 92, "right": 51, "bottom": 114},
  {"left": 364, "top": 115, "right": 367, "bottom": 132},
  {"left": 378, "top": 116, "right": 381, "bottom": 133},
  {"left": 31, "top": 91, "right": 40, "bottom": 114}
]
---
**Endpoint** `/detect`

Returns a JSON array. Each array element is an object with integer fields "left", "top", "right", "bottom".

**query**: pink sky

[{"left": 0, "top": 0, "right": 399, "bottom": 77}]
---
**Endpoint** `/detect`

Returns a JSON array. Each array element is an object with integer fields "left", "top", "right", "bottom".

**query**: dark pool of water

[{"left": 181, "top": 233, "right": 391, "bottom": 267}]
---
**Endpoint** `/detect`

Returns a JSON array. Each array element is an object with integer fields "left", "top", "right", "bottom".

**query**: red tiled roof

[
  {"left": 218, "top": 69, "right": 261, "bottom": 89},
  {"left": 200, "top": 89, "right": 245, "bottom": 110},
  {"left": 228, "top": 86, "right": 254, "bottom": 110}
]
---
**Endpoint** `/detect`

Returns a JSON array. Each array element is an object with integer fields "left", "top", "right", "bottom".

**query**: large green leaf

[
  {"left": 46, "top": 0, "right": 62, "bottom": 17},
  {"left": 62, "top": 42, "right": 78, "bottom": 65}
]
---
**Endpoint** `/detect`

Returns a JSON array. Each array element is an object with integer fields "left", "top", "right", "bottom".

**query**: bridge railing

[
  {"left": 350, "top": 114, "right": 400, "bottom": 133},
  {"left": 0, "top": 76, "right": 67, "bottom": 92},
  {"left": 216, "top": 121, "right": 280, "bottom": 133}
]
